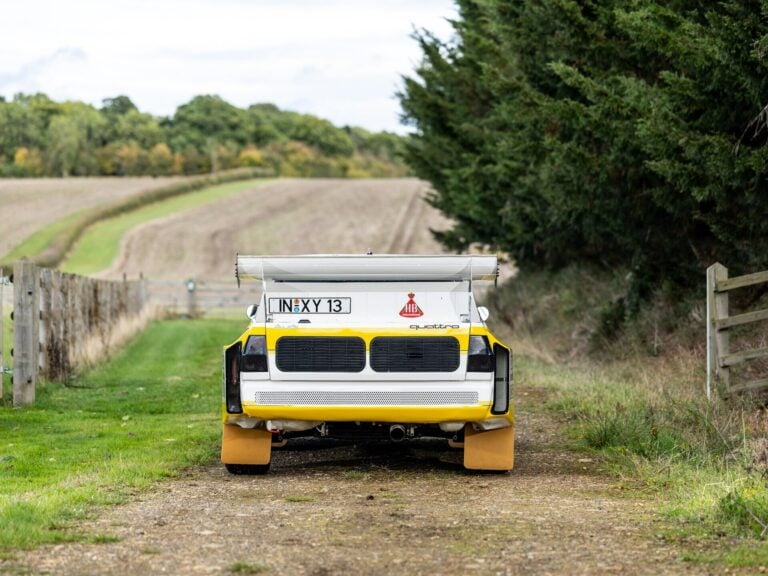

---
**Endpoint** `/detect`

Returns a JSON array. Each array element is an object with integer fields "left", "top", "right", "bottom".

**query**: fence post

[
  {"left": 706, "top": 263, "right": 730, "bottom": 399},
  {"left": 39, "top": 268, "right": 50, "bottom": 380},
  {"left": 186, "top": 278, "right": 197, "bottom": 318},
  {"left": 0, "top": 267, "right": 4, "bottom": 399},
  {"left": 139, "top": 272, "right": 147, "bottom": 313},
  {"left": 13, "top": 261, "right": 40, "bottom": 406}
]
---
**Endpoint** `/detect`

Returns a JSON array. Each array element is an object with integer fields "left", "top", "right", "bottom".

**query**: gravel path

[
  {"left": 0, "top": 176, "right": 711, "bottom": 573},
  {"left": 2, "top": 387, "right": 707, "bottom": 576}
]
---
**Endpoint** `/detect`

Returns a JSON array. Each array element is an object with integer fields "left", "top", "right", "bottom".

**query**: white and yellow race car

[{"left": 222, "top": 254, "right": 513, "bottom": 473}]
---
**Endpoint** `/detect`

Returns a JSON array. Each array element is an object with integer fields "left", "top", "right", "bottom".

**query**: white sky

[{"left": 0, "top": 0, "right": 457, "bottom": 133}]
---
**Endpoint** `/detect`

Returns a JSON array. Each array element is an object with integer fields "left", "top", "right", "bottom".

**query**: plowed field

[
  {"left": 0, "top": 177, "right": 183, "bottom": 258},
  {"left": 100, "top": 178, "right": 449, "bottom": 281}
]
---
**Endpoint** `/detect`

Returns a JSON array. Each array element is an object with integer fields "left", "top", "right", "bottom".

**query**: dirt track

[
  {"left": 3, "top": 385, "right": 704, "bottom": 576},
  {"left": 0, "top": 178, "right": 712, "bottom": 574},
  {"left": 101, "top": 178, "right": 449, "bottom": 281}
]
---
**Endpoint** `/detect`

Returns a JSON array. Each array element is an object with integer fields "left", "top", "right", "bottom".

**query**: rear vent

[
  {"left": 255, "top": 390, "right": 477, "bottom": 406},
  {"left": 276, "top": 337, "right": 365, "bottom": 372},
  {"left": 370, "top": 337, "right": 459, "bottom": 372}
]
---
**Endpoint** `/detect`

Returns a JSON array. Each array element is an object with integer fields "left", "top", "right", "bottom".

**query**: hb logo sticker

[{"left": 399, "top": 293, "right": 424, "bottom": 318}]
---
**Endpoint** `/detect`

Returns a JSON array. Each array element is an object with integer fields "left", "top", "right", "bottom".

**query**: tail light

[
  {"left": 491, "top": 344, "right": 511, "bottom": 414},
  {"left": 467, "top": 335, "right": 493, "bottom": 372},
  {"left": 224, "top": 342, "right": 243, "bottom": 414},
  {"left": 242, "top": 335, "right": 268, "bottom": 372}
]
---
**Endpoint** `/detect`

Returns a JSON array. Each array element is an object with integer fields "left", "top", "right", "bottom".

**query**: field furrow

[
  {"left": 0, "top": 177, "right": 184, "bottom": 258},
  {"left": 100, "top": 178, "right": 450, "bottom": 281}
]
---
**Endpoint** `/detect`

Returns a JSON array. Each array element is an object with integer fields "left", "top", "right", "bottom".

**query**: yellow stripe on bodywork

[
  {"left": 262, "top": 326, "right": 471, "bottom": 350},
  {"left": 238, "top": 403, "right": 514, "bottom": 425},
  {"left": 228, "top": 324, "right": 508, "bottom": 352}
]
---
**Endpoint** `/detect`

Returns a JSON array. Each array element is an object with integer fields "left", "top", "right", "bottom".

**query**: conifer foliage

[{"left": 400, "top": 0, "right": 768, "bottom": 295}]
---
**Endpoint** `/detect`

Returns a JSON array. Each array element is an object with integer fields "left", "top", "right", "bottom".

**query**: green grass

[
  {"left": 1, "top": 299, "right": 11, "bottom": 404},
  {"left": 488, "top": 265, "right": 768, "bottom": 568},
  {"left": 61, "top": 179, "right": 269, "bottom": 275},
  {"left": 3, "top": 212, "right": 85, "bottom": 264},
  {"left": 90, "top": 534, "right": 122, "bottom": 544},
  {"left": 0, "top": 318, "right": 243, "bottom": 551},
  {"left": 283, "top": 495, "right": 313, "bottom": 503},
  {"left": 681, "top": 542, "right": 768, "bottom": 569},
  {"left": 516, "top": 352, "right": 768, "bottom": 567},
  {"left": 228, "top": 561, "right": 269, "bottom": 574},
  {"left": 706, "top": 543, "right": 768, "bottom": 568},
  {"left": 341, "top": 470, "right": 369, "bottom": 480}
]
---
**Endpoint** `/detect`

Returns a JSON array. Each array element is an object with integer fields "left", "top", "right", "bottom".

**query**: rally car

[{"left": 222, "top": 254, "right": 513, "bottom": 473}]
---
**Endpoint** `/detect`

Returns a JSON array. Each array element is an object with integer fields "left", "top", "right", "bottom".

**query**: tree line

[
  {"left": 0, "top": 94, "right": 408, "bottom": 178},
  {"left": 400, "top": 0, "right": 768, "bottom": 313}
]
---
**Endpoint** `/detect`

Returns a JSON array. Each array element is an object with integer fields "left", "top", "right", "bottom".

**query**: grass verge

[
  {"left": 541, "top": 355, "right": 768, "bottom": 566},
  {"left": 0, "top": 267, "right": 13, "bottom": 399},
  {"left": 61, "top": 179, "right": 270, "bottom": 275},
  {"left": 489, "top": 266, "right": 768, "bottom": 568},
  {"left": 0, "top": 168, "right": 271, "bottom": 269},
  {"left": 2, "top": 213, "right": 84, "bottom": 266},
  {"left": 0, "top": 318, "right": 242, "bottom": 551},
  {"left": 1, "top": 296, "right": 10, "bottom": 403}
]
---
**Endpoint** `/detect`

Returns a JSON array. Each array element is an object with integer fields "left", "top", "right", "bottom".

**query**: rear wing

[{"left": 236, "top": 254, "right": 499, "bottom": 283}]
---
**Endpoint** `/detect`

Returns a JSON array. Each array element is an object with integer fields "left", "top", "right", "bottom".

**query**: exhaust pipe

[{"left": 389, "top": 424, "right": 407, "bottom": 442}]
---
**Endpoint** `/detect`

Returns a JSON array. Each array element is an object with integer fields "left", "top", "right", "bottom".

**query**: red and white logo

[{"left": 399, "top": 293, "right": 424, "bottom": 318}]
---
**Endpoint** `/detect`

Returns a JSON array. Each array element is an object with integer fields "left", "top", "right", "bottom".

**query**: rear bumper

[{"left": 227, "top": 402, "right": 514, "bottom": 428}]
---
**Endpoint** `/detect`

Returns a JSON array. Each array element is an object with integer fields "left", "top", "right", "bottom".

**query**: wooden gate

[{"left": 706, "top": 263, "right": 768, "bottom": 398}]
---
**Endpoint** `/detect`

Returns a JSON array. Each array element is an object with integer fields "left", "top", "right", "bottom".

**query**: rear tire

[{"left": 225, "top": 462, "right": 271, "bottom": 475}]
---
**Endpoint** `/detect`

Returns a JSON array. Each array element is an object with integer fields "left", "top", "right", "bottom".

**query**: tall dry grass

[
  {"left": 71, "top": 305, "right": 161, "bottom": 371},
  {"left": 489, "top": 264, "right": 768, "bottom": 540}
]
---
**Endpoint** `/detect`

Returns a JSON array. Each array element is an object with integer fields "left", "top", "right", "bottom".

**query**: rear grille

[
  {"left": 276, "top": 337, "right": 365, "bottom": 372},
  {"left": 255, "top": 390, "right": 478, "bottom": 406},
  {"left": 370, "top": 337, "right": 460, "bottom": 372}
]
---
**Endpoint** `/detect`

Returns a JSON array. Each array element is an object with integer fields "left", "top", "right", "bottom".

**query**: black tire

[{"left": 225, "top": 463, "right": 271, "bottom": 475}]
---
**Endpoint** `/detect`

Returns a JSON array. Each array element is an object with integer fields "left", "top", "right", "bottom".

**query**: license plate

[{"left": 268, "top": 297, "right": 351, "bottom": 314}]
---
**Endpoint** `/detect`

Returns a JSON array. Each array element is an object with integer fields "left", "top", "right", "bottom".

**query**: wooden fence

[
  {"left": 706, "top": 262, "right": 768, "bottom": 398},
  {"left": 147, "top": 279, "right": 261, "bottom": 317},
  {"left": 9, "top": 261, "right": 148, "bottom": 406},
  {"left": 0, "top": 268, "right": 9, "bottom": 387}
]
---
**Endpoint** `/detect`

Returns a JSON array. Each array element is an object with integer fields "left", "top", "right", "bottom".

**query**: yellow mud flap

[
  {"left": 221, "top": 424, "right": 272, "bottom": 465},
  {"left": 463, "top": 424, "right": 514, "bottom": 471}
]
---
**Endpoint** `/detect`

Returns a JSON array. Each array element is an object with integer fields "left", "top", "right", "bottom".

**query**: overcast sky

[{"left": 0, "top": 0, "right": 457, "bottom": 133}]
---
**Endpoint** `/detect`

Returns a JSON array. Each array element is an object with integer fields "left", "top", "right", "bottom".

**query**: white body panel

[
  {"left": 252, "top": 281, "right": 482, "bottom": 327},
  {"left": 240, "top": 380, "right": 492, "bottom": 405},
  {"left": 238, "top": 254, "right": 498, "bottom": 282},
  {"left": 233, "top": 254, "right": 504, "bottom": 420}
]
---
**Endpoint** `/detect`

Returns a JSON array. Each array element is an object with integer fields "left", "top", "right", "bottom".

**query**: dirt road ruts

[{"left": 3, "top": 386, "right": 704, "bottom": 576}]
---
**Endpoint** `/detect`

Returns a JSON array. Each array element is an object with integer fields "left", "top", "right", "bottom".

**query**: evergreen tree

[{"left": 400, "top": 0, "right": 768, "bottom": 303}]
